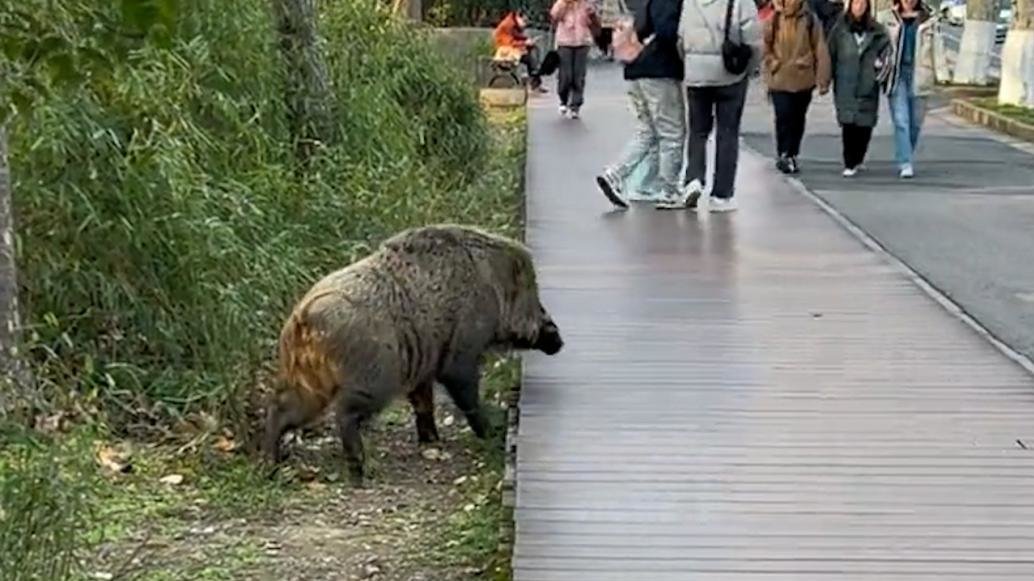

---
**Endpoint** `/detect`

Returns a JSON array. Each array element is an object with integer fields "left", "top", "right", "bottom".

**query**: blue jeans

[
  {"left": 611, "top": 79, "right": 686, "bottom": 197},
  {"left": 888, "top": 68, "right": 928, "bottom": 168}
]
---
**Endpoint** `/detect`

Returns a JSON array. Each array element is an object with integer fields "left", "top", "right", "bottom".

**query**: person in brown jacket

[{"left": 762, "top": 0, "right": 831, "bottom": 174}]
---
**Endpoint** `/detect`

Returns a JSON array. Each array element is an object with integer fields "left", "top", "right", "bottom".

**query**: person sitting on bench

[{"left": 494, "top": 10, "right": 547, "bottom": 92}]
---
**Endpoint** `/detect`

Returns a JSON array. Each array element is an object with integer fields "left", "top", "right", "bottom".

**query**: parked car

[{"left": 940, "top": 0, "right": 966, "bottom": 26}]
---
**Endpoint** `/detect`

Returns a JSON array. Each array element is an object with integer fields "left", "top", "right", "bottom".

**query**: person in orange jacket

[{"left": 494, "top": 10, "right": 546, "bottom": 92}]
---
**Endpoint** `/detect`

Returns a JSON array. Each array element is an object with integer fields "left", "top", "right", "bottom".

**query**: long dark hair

[
  {"left": 844, "top": 0, "right": 875, "bottom": 30},
  {"left": 892, "top": 0, "right": 931, "bottom": 18}
]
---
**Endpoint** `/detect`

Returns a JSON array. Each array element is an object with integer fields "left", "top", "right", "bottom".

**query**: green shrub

[
  {"left": 0, "top": 424, "right": 100, "bottom": 581},
  {"left": 7, "top": 0, "right": 504, "bottom": 430}
]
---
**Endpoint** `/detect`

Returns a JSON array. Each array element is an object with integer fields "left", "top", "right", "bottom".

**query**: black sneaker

[
  {"left": 775, "top": 155, "right": 792, "bottom": 174},
  {"left": 595, "top": 170, "right": 628, "bottom": 209},
  {"left": 789, "top": 156, "right": 801, "bottom": 174}
]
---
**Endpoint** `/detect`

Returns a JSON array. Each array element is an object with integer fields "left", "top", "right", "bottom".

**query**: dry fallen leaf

[
  {"left": 35, "top": 412, "right": 67, "bottom": 434},
  {"left": 159, "top": 474, "right": 185, "bottom": 486},
  {"left": 96, "top": 444, "right": 132, "bottom": 474},
  {"left": 295, "top": 465, "right": 320, "bottom": 482},
  {"left": 212, "top": 435, "right": 238, "bottom": 453}
]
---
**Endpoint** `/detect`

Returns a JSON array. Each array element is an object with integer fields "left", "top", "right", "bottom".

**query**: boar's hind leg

[
  {"left": 407, "top": 381, "right": 439, "bottom": 444},
  {"left": 438, "top": 361, "right": 488, "bottom": 439}
]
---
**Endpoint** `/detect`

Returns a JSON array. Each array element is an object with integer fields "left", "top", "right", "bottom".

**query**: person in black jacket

[{"left": 595, "top": 0, "right": 686, "bottom": 209}]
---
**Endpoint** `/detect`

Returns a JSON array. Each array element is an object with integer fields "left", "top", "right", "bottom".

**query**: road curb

[{"left": 951, "top": 98, "right": 1034, "bottom": 143}]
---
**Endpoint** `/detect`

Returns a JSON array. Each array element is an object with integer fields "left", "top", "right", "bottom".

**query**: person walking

[
  {"left": 657, "top": 0, "right": 762, "bottom": 213},
  {"left": 550, "top": 0, "right": 599, "bottom": 119},
  {"left": 827, "top": 0, "right": 891, "bottom": 177},
  {"left": 762, "top": 0, "right": 831, "bottom": 174},
  {"left": 878, "top": 0, "right": 935, "bottom": 178},
  {"left": 595, "top": 0, "right": 686, "bottom": 209}
]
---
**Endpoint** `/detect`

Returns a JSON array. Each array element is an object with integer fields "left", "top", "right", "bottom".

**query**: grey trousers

[
  {"left": 557, "top": 46, "right": 590, "bottom": 109},
  {"left": 611, "top": 78, "right": 686, "bottom": 196},
  {"left": 685, "top": 78, "right": 748, "bottom": 199}
]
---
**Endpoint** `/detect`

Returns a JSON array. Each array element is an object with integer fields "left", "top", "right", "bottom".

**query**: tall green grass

[
  {"left": 0, "top": 424, "right": 101, "bottom": 581},
  {"left": 6, "top": 0, "right": 511, "bottom": 431}
]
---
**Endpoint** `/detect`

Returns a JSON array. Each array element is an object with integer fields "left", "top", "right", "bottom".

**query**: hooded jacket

[
  {"left": 828, "top": 9, "right": 892, "bottom": 127},
  {"left": 678, "top": 0, "right": 764, "bottom": 87},
  {"left": 762, "top": 0, "right": 832, "bottom": 92},
  {"left": 877, "top": 2, "right": 936, "bottom": 96}
]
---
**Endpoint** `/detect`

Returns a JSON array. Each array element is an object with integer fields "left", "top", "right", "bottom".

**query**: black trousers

[
  {"left": 841, "top": 123, "right": 874, "bottom": 169},
  {"left": 685, "top": 78, "right": 748, "bottom": 199},
  {"left": 520, "top": 47, "right": 542, "bottom": 88},
  {"left": 557, "top": 46, "right": 590, "bottom": 109},
  {"left": 770, "top": 89, "right": 812, "bottom": 157}
]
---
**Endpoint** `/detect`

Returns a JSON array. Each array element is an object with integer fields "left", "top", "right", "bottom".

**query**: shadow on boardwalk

[{"left": 515, "top": 63, "right": 1034, "bottom": 580}]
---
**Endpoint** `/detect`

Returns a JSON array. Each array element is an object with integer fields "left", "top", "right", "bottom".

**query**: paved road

[
  {"left": 741, "top": 83, "right": 1034, "bottom": 365},
  {"left": 515, "top": 63, "right": 1034, "bottom": 580}
]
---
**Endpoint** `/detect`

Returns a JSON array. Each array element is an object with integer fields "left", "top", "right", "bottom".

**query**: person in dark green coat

[{"left": 827, "top": 0, "right": 891, "bottom": 177}]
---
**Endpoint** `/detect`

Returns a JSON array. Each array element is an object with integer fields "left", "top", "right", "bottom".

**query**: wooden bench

[{"left": 476, "top": 56, "right": 526, "bottom": 89}]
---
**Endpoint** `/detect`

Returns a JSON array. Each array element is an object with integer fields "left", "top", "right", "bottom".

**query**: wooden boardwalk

[{"left": 515, "top": 65, "right": 1034, "bottom": 580}]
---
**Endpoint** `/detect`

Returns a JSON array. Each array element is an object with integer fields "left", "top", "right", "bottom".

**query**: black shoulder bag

[{"left": 722, "top": 0, "right": 753, "bottom": 74}]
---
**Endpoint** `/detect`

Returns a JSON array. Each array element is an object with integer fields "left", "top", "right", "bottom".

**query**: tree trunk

[
  {"left": 271, "top": 0, "right": 336, "bottom": 163},
  {"left": 954, "top": 0, "right": 999, "bottom": 85},
  {"left": 933, "top": 20, "right": 953, "bottom": 82},
  {"left": 999, "top": 0, "right": 1034, "bottom": 106},
  {"left": 407, "top": 0, "right": 422, "bottom": 21},
  {"left": 0, "top": 126, "right": 32, "bottom": 420}
]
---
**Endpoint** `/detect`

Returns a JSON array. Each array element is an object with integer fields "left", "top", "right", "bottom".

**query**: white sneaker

[
  {"left": 690, "top": 182, "right": 709, "bottom": 213},
  {"left": 559, "top": 105, "right": 568, "bottom": 118},
  {"left": 569, "top": 108, "right": 581, "bottom": 120},
  {"left": 842, "top": 167, "right": 858, "bottom": 178},
  {"left": 595, "top": 170, "right": 628, "bottom": 209},
  {"left": 653, "top": 190, "right": 682, "bottom": 205},
  {"left": 710, "top": 196, "right": 738, "bottom": 213},
  {"left": 900, "top": 164, "right": 914, "bottom": 179},
  {"left": 654, "top": 179, "right": 703, "bottom": 211}
]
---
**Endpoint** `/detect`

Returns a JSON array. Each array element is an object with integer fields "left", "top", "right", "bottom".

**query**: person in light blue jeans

[
  {"left": 878, "top": 0, "right": 935, "bottom": 179},
  {"left": 595, "top": 0, "right": 686, "bottom": 209}
]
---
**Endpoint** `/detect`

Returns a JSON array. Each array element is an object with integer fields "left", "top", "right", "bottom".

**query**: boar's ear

[{"left": 509, "top": 247, "right": 536, "bottom": 290}]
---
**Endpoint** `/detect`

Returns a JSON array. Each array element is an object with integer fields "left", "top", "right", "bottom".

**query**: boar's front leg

[
  {"left": 437, "top": 360, "right": 488, "bottom": 439},
  {"left": 407, "top": 381, "right": 439, "bottom": 444}
]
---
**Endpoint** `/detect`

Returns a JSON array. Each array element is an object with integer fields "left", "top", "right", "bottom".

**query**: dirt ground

[{"left": 87, "top": 372, "right": 515, "bottom": 581}]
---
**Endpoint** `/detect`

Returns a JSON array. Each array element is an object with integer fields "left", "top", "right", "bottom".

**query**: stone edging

[
  {"left": 497, "top": 365, "right": 520, "bottom": 558},
  {"left": 498, "top": 108, "right": 529, "bottom": 575},
  {"left": 951, "top": 98, "right": 1034, "bottom": 143}
]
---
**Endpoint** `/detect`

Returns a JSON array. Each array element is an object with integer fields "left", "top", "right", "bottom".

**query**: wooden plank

[{"left": 515, "top": 66, "right": 1034, "bottom": 580}]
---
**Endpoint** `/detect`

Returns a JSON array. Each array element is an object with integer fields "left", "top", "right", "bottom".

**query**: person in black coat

[{"left": 595, "top": 0, "right": 687, "bottom": 209}]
